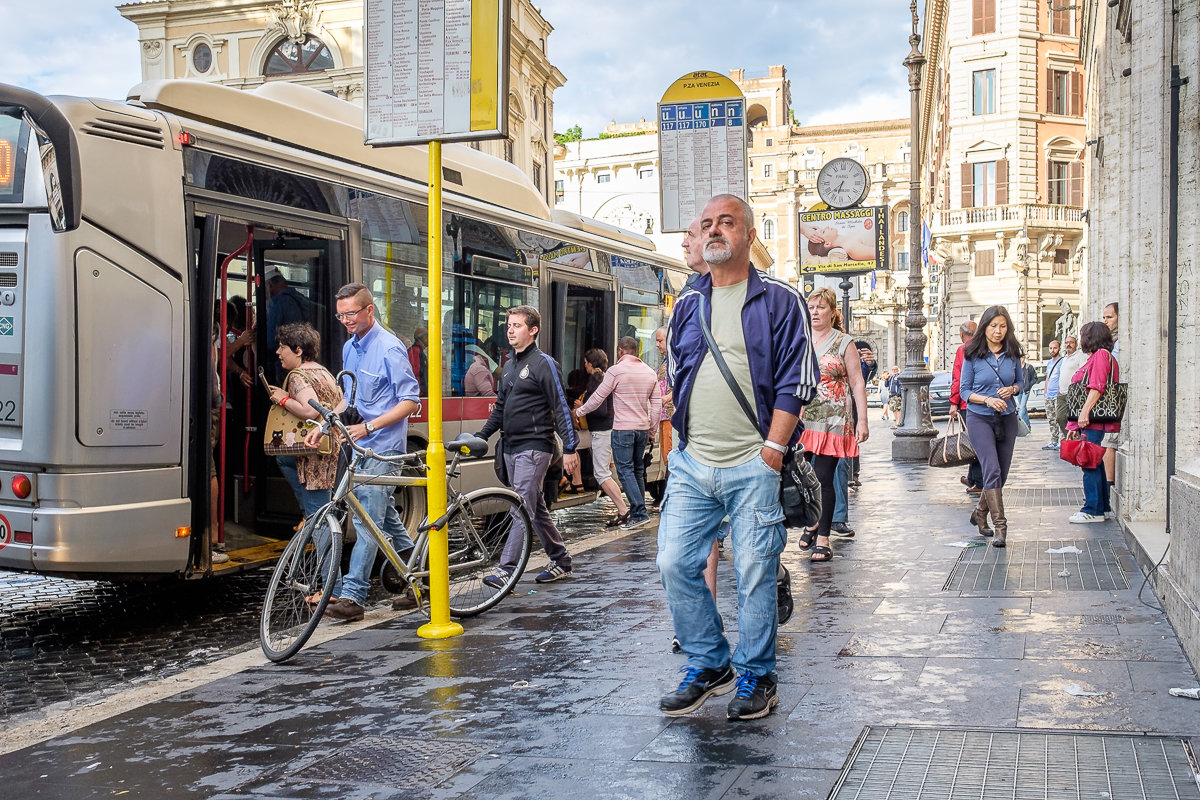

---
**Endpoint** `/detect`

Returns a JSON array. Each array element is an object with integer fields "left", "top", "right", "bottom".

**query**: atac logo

[
  {"left": 519, "top": 365, "right": 530, "bottom": 380},
  {"left": 0, "top": 513, "right": 11, "bottom": 550}
]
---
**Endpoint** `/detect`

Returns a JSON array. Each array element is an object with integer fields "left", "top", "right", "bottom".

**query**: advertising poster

[{"left": 799, "top": 206, "right": 889, "bottom": 275}]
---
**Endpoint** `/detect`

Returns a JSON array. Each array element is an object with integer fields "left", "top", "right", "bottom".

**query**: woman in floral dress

[{"left": 798, "top": 289, "right": 869, "bottom": 562}]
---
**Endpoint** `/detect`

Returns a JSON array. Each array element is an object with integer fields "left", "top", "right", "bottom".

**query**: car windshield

[{"left": 929, "top": 372, "right": 952, "bottom": 389}]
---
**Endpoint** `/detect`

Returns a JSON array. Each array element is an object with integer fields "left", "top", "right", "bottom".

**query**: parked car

[
  {"left": 866, "top": 383, "right": 883, "bottom": 408},
  {"left": 928, "top": 371, "right": 953, "bottom": 418},
  {"left": 1027, "top": 379, "right": 1046, "bottom": 416}
]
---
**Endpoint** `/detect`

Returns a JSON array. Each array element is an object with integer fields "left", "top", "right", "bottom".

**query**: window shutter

[
  {"left": 1046, "top": 68, "right": 1055, "bottom": 112},
  {"left": 1048, "top": 158, "right": 1056, "bottom": 203},
  {"left": 995, "top": 158, "right": 1009, "bottom": 205},
  {"left": 1070, "top": 72, "right": 1083, "bottom": 115},
  {"left": 1069, "top": 162, "right": 1084, "bottom": 206},
  {"left": 973, "top": 0, "right": 983, "bottom": 34},
  {"left": 961, "top": 163, "right": 975, "bottom": 208}
]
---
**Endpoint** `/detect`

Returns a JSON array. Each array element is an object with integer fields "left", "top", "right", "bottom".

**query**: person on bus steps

[
  {"left": 475, "top": 305, "right": 580, "bottom": 585},
  {"left": 265, "top": 269, "right": 307, "bottom": 380},
  {"left": 307, "top": 283, "right": 421, "bottom": 622}
]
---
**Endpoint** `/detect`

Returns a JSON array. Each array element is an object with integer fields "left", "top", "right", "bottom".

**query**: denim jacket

[{"left": 961, "top": 351, "right": 1020, "bottom": 416}]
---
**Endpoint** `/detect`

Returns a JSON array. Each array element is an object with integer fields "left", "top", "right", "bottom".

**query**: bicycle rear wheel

[
  {"left": 422, "top": 489, "right": 532, "bottom": 617},
  {"left": 260, "top": 505, "right": 343, "bottom": 662}
]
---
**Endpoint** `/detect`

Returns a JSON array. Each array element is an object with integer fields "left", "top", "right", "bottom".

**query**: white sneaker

[
  {"left": 1068, "top": 511, "right": 1104, "bottom": 524},
  {"left": 1105, "top": 512, "right": 1115, "bottom": 520},
  {"left": 211, "top": 550, "right": 230, "bottom": 564}
]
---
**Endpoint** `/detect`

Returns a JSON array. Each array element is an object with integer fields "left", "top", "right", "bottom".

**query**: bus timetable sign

[
  {"left": 364, "top": 0, "right": 510, "bottom": 145},
  {"left": 658, "top": 71, "right": 748, "bottom": 233}
]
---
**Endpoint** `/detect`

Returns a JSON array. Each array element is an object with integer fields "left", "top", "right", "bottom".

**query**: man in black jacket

[{"left": 476, "top": 305, "right": 580, "bottom": 584}]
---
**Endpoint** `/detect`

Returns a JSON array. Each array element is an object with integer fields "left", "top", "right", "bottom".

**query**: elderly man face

[
  {"left": 699, "top": 195, "right": 755, "bottom": 267},
  {"left": 680, "top": 218, "right": 706, "bottom": 273},
  {"left": 1064, "top": 336, "right": 1077, "bottom": 355}
]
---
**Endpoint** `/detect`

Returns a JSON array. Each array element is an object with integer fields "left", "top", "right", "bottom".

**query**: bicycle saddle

[{"left": 447, "top": 433, "right": 489, "bottom": 458}]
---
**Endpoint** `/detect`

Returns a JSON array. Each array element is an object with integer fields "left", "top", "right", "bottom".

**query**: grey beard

[{"left": 703, "top": 244, "right": 732, "bottom": 265}]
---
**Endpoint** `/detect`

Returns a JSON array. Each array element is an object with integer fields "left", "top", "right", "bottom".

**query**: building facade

[
  {"left": 919, "top": 0, "right": 1087, "bottom": 366},
  {"left": 117, "top": 0, "right": 566, "bottom": 205},
  {"left": 553, "top": 66, "right": 914, "bottom": 366},
  {"left": 1080, "top": 0, "right": 1200, "bottom": 665}
]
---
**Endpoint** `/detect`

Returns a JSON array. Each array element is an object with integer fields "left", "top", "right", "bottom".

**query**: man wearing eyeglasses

[{"left": 321, "top": 282, "right": 421, "bottom": 621}]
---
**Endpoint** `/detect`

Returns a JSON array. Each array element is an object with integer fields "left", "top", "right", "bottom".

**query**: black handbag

[
  {"left": 1065, "top": 351, "right": 1126, "bottom": 424},
  {"left": 694, "top": 295, "right": 822, "bottom": 530}
]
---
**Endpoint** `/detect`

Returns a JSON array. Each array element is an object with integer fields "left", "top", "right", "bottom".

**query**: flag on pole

[
  {"left": 869, "top": 270, "right": 877, "bottom": 292},
  {"left": 921, "top": 220, "right": 932, "bottom": 271}
]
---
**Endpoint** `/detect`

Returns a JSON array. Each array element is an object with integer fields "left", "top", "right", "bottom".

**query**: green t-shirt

[{"left": 686, "top": 280, "right": 763, "bottom": 468}]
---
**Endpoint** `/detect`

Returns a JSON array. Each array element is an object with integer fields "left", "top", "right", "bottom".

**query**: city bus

[{"left": 0, "top": 79, "right": 687, "bottom": 580}]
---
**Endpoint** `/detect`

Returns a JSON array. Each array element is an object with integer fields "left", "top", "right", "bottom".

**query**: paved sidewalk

[{"left": 3, "top": 426, "right": 1198, "bottom": 799}]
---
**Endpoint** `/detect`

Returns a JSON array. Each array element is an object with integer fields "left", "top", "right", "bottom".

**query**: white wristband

[{"left": 762, "top": 440, "right": 787, "bottom": 454}]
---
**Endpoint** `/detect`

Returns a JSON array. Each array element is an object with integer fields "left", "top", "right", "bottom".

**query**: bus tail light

[
  {"left": 175, "top": 526, "right": 190, "bottom": 538},
  {"left": 177, "top": 131, "right": 195, "bottom": 146},
  {"left": 14, "top": 531, "right": 31, "bottom": 544},
  {"left": 11, "top": 474, "right": 30, "bottom": 498}
]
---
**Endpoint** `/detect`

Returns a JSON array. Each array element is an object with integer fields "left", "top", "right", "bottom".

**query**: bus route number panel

[{"left": 658, "top": 99, "right": 746, "bottom": 233}]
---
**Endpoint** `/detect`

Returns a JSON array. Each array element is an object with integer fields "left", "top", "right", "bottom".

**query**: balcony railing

[{"left": 935, "top": 204, "right": 1084, "bottom": 229}]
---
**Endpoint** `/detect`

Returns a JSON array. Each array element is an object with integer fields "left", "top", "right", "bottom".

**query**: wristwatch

[{"left": 364, "top": 421, "right": 376, "bottom": 434}]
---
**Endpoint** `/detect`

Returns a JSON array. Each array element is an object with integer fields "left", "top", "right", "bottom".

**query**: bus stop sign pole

[{"left": 417, "top": 139, "right": 463, "bottom": 640}]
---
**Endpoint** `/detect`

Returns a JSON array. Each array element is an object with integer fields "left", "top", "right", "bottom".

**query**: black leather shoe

[{"left": 660, "top": 664, "right": 736, "bottom": 716}]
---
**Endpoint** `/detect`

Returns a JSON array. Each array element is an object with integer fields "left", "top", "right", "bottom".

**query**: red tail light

[{"left": 11, "top": 474, "right": 30, "bottom": 498}]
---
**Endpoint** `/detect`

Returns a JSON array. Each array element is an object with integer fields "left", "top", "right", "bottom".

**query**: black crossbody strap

[{"left": 695, "top": 294, "right": 762, "bottom": 436}]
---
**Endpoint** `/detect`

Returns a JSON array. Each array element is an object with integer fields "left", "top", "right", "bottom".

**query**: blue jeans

[
  {"left": 657, "top": 447, "right": 785, "bottom": 679},
  {"left": 1080, "top": 428, "right": 1112, "bottom": 515},
  {"left": 276, "top": 456, "right": 332, "bottom": 518},
  {"left": 1018, "top": 389, "right": 1031, "bottom": 428},
  {"left": 336, "top": 450, "right": 415, "bottom": 605},
  {"left": 611, "top": 429, "right": 649, "bottom": 521},
  {"left": 833, "top": 456, "right": 850, "bottom": 523}
]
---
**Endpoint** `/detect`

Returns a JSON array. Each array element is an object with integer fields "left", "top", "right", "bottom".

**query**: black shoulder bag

[{"left": 694, "top": 295, "right": 821, "bottom": 529}]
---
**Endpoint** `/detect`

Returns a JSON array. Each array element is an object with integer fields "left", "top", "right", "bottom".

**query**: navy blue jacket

[
  {"left": 667, "top": 269, "right": 819, "bottom": 447},
  {"left": 478, "top": 344, "right": 579, "bottom": 455}
]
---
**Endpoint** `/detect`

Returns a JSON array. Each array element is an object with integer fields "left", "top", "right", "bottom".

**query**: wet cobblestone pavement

[
  {"left": 0, "top": 503, "right": 617, "bottom": 723},
  {"left": 3, "top": 425, "right": 1199, "bottom": 799}
]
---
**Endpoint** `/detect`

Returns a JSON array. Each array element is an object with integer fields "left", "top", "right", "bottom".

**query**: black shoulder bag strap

[{"left": 695, "top": 293, "right": 762, "bottom": 436}]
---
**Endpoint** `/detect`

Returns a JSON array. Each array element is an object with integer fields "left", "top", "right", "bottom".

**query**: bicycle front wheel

[
  {"left": 260, "top": 506, "right": 343, "bottom": 662},
  {"left": 422, "top": 489, "right": 533, "bottom": 617}
]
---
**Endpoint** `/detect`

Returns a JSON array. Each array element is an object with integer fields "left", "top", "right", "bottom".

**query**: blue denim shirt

[
  {"left": 341, "top": 322, "right": 421, "bottom": 452},
  {"left": 960, "top": 351, "right": 1019, "bottom": 416}
]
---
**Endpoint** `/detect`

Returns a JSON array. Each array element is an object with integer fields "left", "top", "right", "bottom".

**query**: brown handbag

[
  {"left": 928, "top": 417, "right": 976, "bottom": 468},
  {"left": 262, "top": 369, "right": 334, "bottom": 457}
]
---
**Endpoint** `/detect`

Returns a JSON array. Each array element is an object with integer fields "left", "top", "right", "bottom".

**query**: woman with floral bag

[{"left": 1065, "top": 322, "right": 1121, "bottom": 523}]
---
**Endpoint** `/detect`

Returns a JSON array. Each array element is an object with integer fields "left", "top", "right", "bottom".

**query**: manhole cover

[
  {"left": 289, "top": 736, "right": 491, "bottom": 787},
  {"left": 1004, "top": 486, "right": 1087, "bottom": 507},
  {"left": 944, "top": 540, "right": 1129, "bottom": 592},
  {"left": 831, "top": 727, "right": 1200, "bottom": 799}
]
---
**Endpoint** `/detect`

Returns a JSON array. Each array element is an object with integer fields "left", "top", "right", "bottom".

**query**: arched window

[
  {"left": 762, "top": 218, "right": 776, "bottom": 240},
  {"left": 897, "top": 210, "right": 910, "bottom": 232},
  {"left": 265, "top": 36, "right": 334, "bottom": 76}
]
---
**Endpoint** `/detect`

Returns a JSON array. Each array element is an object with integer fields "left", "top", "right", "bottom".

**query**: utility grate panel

[
  {"left": 1081, "top": 614, "right": 1125, "bottom": 625},
  {"left": 831, "top": 727, "right": 1200, "bottom": 800},
  {"left": 0, "top": 254, "right": 17, "bottom": 267},
  {"left": 289, "top": 736, "right": 491, "bottom": 787},
  {"left": 944, "top": 540, "right": 1129, "bottom": 592},
  {"left": 1004, "top": 486, "right": 1087, "bottom": 507}
]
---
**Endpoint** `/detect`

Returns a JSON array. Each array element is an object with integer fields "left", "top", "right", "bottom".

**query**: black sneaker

[
  {"left": 660, "top": 664, "right": 736, "bottom": 716},
  {"left": 727, "top": 673, "right": 779, "bottom": 721}
]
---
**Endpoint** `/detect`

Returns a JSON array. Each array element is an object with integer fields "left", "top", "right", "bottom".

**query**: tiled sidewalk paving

[{"left": 2, "top": 429, "right": 1198, "bottom": 799}]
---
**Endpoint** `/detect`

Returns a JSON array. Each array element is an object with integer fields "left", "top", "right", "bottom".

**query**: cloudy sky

[{"left": 1, "top": 1, "right": 913, "bottom": 134}]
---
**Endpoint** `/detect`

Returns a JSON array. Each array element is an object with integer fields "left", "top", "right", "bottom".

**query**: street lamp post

[{"left": 892, "top": 0, "right": 937, "bottom": 461}]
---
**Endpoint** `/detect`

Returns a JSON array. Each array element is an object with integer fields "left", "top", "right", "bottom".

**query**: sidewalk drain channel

[
  {"left": 830, "top": 727, "right": 1200, "bottom": 800},
  {"left": 288, "top": 736, "right": 492, "bottom": 788},
  {"left": 944, "top": 540, "right": 1129, "bottom": 592},
  {"left": 1005, "top": 486, "right": 1086, "bottom": 507}
]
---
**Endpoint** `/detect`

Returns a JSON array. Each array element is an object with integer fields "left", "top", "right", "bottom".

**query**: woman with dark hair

[
  {"left": 798, "top": 288, "right": 869, "bottom": 562},
  {"left": 580, "top": 349, "right": 630, "bottom": 526},
  {"left": 960, "top": 306, "right": 1024, "bottom": 547},
  {"left": 1064, "top": 321, "right": 1120, "bottom": 523},
  {"left": 266, "top": 322, "right": 343, "bottom": 523}
]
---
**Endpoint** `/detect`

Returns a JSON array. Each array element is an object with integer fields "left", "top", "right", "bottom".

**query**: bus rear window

[{"left": 0, "top": 115, "right": 29, "bottom": 203}]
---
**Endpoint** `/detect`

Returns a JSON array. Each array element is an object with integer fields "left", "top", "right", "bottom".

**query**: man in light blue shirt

[
  {"left": 1042, "top": 339, "right": 1064, "bottom": 450},
  {"left": 324, "top": 282, "right": 421, "bottom": 621}
]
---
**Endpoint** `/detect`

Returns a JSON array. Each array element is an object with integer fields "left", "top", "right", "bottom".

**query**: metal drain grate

[
  {"left": 831, "top": 727, "right": 1200, "bottom": 799},
  {"left": 1004, "top": 486, "right": 1087, "bottom": 507},
  {"left": 944, "top": 540, "right": 1129, "bottom": 592},
  {"left": 290, "top": 736, "right": 491, "bottom": 787}
]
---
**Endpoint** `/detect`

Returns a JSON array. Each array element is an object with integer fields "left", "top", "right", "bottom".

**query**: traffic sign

[
  {"left": 364, "top": 0, "right": 509, "bottom": 145},
  {"left": 658, "top": 71, "right": 748, "bottom": 233}
]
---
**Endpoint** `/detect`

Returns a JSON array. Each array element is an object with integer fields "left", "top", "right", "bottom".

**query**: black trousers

[{"left": 805, "top": 452, "right": 839, "bottom": 536}]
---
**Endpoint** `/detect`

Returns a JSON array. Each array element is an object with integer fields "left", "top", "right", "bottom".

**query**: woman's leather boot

[
  {"left": 985, "top": 488, "right": 1007, "bottom": 547},
  {"left": 969, "top": 493, "right": 993, "bottom": 537}
]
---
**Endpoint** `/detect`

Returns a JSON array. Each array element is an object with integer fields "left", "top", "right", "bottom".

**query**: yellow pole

[{"left": 418, "top": 139, "right": 463, "bottom": 639}]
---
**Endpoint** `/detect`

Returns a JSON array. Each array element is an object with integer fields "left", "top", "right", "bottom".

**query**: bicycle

[{"left": 260, "top": 397, "right": 533, "bottom": 662}]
